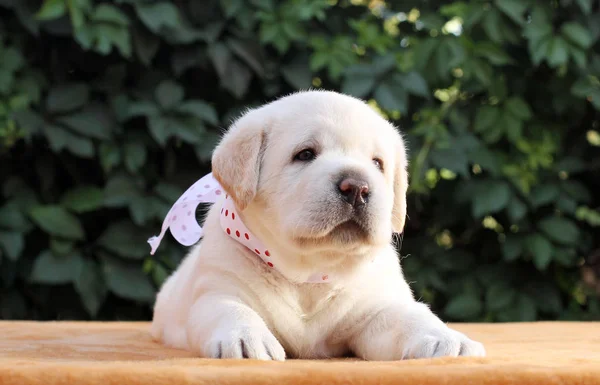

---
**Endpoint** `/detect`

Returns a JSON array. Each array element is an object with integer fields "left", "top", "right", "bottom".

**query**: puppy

[{"left": 150, "top": 90, "right": 485, "bottom": 360}]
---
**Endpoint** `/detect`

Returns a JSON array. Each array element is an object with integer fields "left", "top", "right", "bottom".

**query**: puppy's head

[{"left": 212, "top": 91, "right": 408, "bottom": 263}]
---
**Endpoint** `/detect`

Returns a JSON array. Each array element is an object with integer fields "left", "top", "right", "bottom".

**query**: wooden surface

[{"left": 0, "top": 321, "right": 599, "bottom": 385}]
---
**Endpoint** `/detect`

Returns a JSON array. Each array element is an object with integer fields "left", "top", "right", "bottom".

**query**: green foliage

[{"left": 0, "top": 0, "right": 598, "bottom": 321}]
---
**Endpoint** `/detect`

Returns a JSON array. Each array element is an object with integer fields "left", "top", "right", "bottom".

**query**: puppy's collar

[{"left": 147, "top": 172, "right": 332, "bottom": 284}]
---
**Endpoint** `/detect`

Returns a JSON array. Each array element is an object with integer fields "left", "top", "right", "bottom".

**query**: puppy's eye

[
  {"left": 373, "top": 158, "right": 384, "bottom": 171},
  {"left": 294, "top": 149, "right": 316, "bottom": 162}
]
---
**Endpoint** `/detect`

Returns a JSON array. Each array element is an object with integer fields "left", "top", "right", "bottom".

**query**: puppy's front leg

[
  {"left": 186, "top": 293, "right": 286, "bottom": 361},
  {"left": 351, "top": 301, "right": 485, "bottom": 360}
]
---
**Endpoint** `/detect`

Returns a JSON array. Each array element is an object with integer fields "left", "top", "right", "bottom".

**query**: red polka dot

[
  {"left": 183, "top": 204, "right": 187, "bottom": 208},
  {"left": 226, "top": 228, "right": 231, "bottom": 235},
  {"left": 322, "top": 275, "right": 328, "bottom": 281},
  {"left": 232, "top": 213, "right": 235, "bottom": 220},
  {"left": 204, "top": 184, "right": 210, "bottom": 188},
  {"left": 235, "top": 230, "right": 240, "bottom": 237},
  {"left": 267, "top": 262, "right": 274, "bottom": 267},
  {"left": 215, "top": 190, "right": 222, "bottom": 195},
  {"left": 254, "top": 249, "right": 260, "bottom": 255},
  {"left": 182, "top": 225, "right": 187, "bottom": 231},
  {"left": 187, "top": 211, "right": 192, "bottom": 216},
  {"left": 265, "top": 250, "right": 270, "bottom": 257},
  {"left": 197, "top": 194, "right": 202, "bottom": 198},
  {"left": 244, "top": 233, "right": 249, "bottom": 240},
  {"left": 225, "top": 210, "right": 229, "bottom": 217},
  {"left": 172, "top": 215, "right": 177, "bottom": 221}
]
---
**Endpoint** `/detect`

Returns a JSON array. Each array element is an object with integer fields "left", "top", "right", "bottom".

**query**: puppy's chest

[{"left": 261, "top": 286, "right": 352, "bottom": 357}]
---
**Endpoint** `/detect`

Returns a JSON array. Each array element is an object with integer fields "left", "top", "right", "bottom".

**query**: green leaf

[
  {"left": 561, "top": 181, "right": 591, "bottom": 203},
  {"left": 475, "top": 42, "right": 514, "bottom": 65},
  {"left": 444, "top": 293, "right": 482, "bottom": 319},
  {"left": 151, "top": 264, "right": 170, "bottom": 286},
  {"left": 29, "top": 250, "right": 84, "bottom": 284},
  {"left": 504, "top": 97, "right": 532, "bottom": 120},
  {"left": 50, "top": 238, "right": 74, "bottom": 256},
  {"left": 36, "top": 0, "right": 66, "bottom": 20},
  {"left": 132, "top": 24, "right": 161, "bottom": 66},
  {"left": 507, "top": 196, "right": 527, "bottom": 222},
  {"left": 0, "top": 202, "right": 30, "bottom": 231},
  {"left": 29, "top": 205, "right": 85, "bottom": 240},
  {"left": 99, "top": 142, "right": 121, "bottom": 173},
  {"left": 525, "top": 233, "right": 553, "bottom": 270},
  {"left": 74, "top": 259, "right": 107, "bottom": 317},
  {"left": 1, "top": 47, "right": 25, "bottom": 72},
  {"left": 538, "top": 216, "right": 580, "bottom": 245},
  {"left": 124, "top": 141, "right": 147, "bottom": 173},
  {"left": 474, "top": 106, "right": 500, "bottom": 133},
  {"left": 46, "top": 83, "right": 90, "bottom": 114},
  {"left": 576, "top": 0, "right": 592, "bottom": 14},
  {"left": 430, "top": 148, "right": 469, "bottom": 176},
  {"left": 135, "top": 2, "right": 180, "bottom": 34},
  {"left": 498, "top": 295, "right": 537, "bottom": 321},
  {"left": 398, "top": 72, "right": 429, "bottom": 98},
  {"left": 547, "top": 37, "right": 570, "bottom": 67},
  {"left": 61, "top": 186, "right": 104, "bottom": 213},
  {"left": 43, "top": 124, "right": 95, "bottom": 158},
  {"left": 503, "top": 113, "right": 523, "bottom": 143},
  {"left": 494, "top": 0, "right": 527, "bottom": 25},
  {"left": 56, "top": 106, "right": 113, "bottom": 139},
  {"left": 66, "top": 0, "right": 90, "bottom": 30},
  {"left": 341, "top": 70, "right": 376, "bottom": 98},
  {"left": 486, "top": 282, "right": 517, "bottom": 311},
  {"left": 148, "top": 116, "right": 170, "bottom": 145},
  {"left": 104, "top": 175, "right": 139, "bottom": 208},
  {"left": 472, "top": 180, "right": 512, "bottom": 217},
  {"left": 482, "top": 9, "right": 504, "bottom": 43},
  {"left": 0, "top": 231, "right": 24, "bottom": 261},
  {"left": 561, "top": 22, "right": 593, "bottom": 49},
  {"left": 97, "top": 221, "right": 148, "bottom": 259},
  {"left": 155, "top": 80, "right": 184, "bottom": 110},
  {"left": 91, "top": 4, "right": 129, "bottom": 26},
  {"left": 101, "top": 256, "right": 155, "bottom": 303},
  {"left": 529, "top": 184, "right": 559, "bottom": 208},
  {"left": 226, "top": 37, "right": 265, "bottom": 77},
  {"left": 281, "top": 59, "right": 313, "bottom": 90},
  {"left": 503, "top": 235, "right": 523, "bottom": 261},
  {"left": 126, "top": 100, "right": 159, "bottom": 119},
  {"left": 468, "top": 147, "right": 501, "bottom": 175},
  {"left": 175, "top": 100, "right": 219, "bottom": 125},
  {"left": 374, "top": 76, "right": 407, "bottom": 113}
]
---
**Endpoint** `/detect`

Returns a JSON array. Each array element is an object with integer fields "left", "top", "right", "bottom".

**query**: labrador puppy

[{"left": 150, "top": 90, "right": 485, "bottom": 360}]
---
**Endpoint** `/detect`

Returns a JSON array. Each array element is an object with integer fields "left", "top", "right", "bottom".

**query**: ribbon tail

[{"left": 147, "top": 172, "right": 223, "bottom": 255}]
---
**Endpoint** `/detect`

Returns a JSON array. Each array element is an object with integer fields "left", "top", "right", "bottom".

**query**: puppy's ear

[
  {"left": 211, "top": 110, "right": 267, "bottom": 211},
  {"left": 391, "top": 136, "right": 409, "bottom": 234}
]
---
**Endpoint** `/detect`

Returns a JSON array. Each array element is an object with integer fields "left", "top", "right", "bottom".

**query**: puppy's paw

[
  {"left": 205, "top": 326, "right": 286, "bottom": 361},
  {"left": 402, "top": 327, "right": 485, "bottom": 359}
]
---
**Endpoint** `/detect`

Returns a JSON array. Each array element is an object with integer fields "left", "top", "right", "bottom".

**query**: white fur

[{"left": 150, "top": 90, "right": 485, "bottom": 360}]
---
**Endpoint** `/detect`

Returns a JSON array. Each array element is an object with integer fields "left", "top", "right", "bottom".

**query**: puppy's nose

[{"left": 338, "top": 178, "right": 369, "bottom": 208}]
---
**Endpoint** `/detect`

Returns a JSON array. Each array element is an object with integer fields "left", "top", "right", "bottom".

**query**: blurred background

[{"left": 0, "top": 0, "right": 599, "bottom": 322}]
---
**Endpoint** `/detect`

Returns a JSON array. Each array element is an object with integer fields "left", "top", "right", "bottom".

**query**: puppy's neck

[{"left": 236, "top": 203, "right": 380, "bottom": 284}]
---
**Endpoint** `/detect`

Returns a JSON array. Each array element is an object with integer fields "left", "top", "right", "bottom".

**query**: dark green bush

[{"left": 0, "top": 0, "right": 599, "bottom": 321}]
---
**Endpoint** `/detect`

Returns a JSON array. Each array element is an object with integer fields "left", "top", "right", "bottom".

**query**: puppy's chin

[{"left": 289, "top": 219, "right": 389, "bottom": 251}]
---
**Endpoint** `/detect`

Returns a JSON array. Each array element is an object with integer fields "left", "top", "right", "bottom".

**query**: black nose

[{"left": 338, "top": 177, "right": 369, "bottom": 208}]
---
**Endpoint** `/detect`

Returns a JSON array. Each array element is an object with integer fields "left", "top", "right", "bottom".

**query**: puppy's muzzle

[{"left": 337, "top": 175, "right": 370, "bottom": 208}]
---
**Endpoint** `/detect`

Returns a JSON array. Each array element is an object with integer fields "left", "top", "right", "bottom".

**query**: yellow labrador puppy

[{"left": 150, "top": 90, "right": 485, "bottom": 360}]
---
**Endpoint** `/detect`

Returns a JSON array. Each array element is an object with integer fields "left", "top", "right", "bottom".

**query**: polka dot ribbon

[{"left": 147, "top": 173, "right": 332, "bottom": 284}]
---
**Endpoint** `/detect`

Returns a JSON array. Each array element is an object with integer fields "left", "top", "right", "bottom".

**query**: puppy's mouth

[
  {"left": 331, "top": 219, "right": 369, "bottom": 239},
  {"left": 293, "top": 218, "right": 371, "bottom": 248}
]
